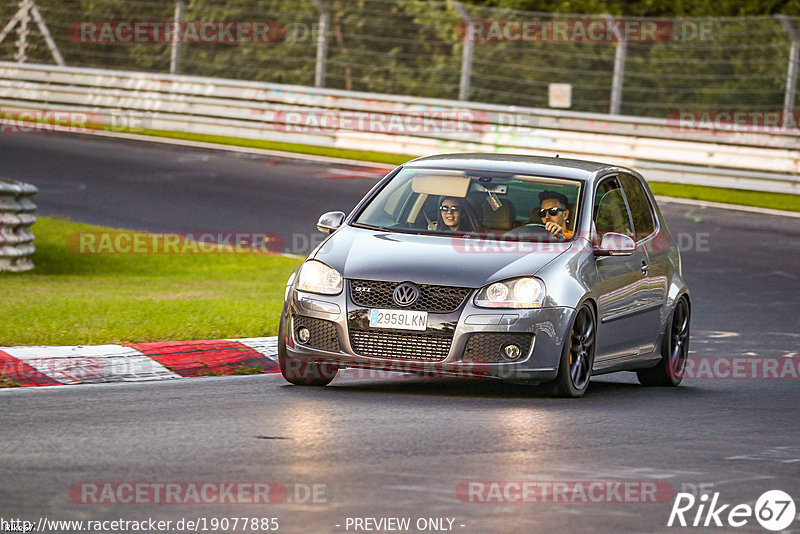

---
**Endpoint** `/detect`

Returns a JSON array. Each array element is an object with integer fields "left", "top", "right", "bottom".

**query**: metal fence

[
  {"left": 1, "top": 0, "right": 799, "bottom": 119},
  {"left": 0, "top": 178, "right": 36, "bottom": 272}
]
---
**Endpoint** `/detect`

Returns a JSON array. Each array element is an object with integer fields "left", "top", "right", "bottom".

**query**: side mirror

[
  {"left": 594, "top": 232, "right": 636, "bottom": 256},
  {"left": 316, "top": 211, "right": 345, "bottom": 234}
]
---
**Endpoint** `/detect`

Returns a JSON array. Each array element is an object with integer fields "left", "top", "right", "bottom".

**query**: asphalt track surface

[{"left": 2, "top": 132, "right": 800, "bottom": 533}]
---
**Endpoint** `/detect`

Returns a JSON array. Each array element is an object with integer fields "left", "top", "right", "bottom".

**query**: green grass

[
  {"left": 649, "top": 182, "right": 800, "bottom": 212},
  {"left": 0, "top": 217, "right": 303, "bottom": 346},
  {"left": 134, "top": 128, "right": 415, "bottom": 166},
  {"left": 232, "top": 367, "right": 268, "bottom": 375}
]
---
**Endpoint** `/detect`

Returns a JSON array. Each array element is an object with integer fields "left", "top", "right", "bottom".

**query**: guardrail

[
  {"left": 0, "top": 178, "right": 37, "bottom": 272},
  {"left": 1, "top": 62, "right": 799, "bottom": 194}
]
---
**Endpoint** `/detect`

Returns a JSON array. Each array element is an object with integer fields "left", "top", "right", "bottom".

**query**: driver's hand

[{"left": 544, "top": 221, "right": 564, "bottom": 236}]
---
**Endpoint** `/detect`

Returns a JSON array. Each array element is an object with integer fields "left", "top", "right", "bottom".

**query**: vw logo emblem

[{"left": 393, "top": 282, "right": 420, "bottom": 307}]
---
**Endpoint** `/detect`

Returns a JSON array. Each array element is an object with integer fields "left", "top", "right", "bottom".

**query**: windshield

[{"left": 353, "top": 167, "right": 582, "bottom": 242}]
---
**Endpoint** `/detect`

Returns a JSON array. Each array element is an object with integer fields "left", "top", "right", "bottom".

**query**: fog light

[
  {"left": 297, "top": 327, "right": 311, "bottom": 343},
  {"left": 502, "top": 344, "right": 522, "bottom": 361}
]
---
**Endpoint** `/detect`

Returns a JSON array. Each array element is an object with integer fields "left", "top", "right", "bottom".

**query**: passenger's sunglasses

[
  {"left": 537, "top": 207, "right": 566, "bottom": 218},
  {"left": 440, "top": 206, "right": 461, "bottom": 213}
]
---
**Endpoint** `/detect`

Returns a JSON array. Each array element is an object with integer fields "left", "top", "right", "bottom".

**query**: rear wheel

[
  {"left": 278, "top": 306, "right": 338, "bottom": 386},
  {"left": 545, "top": 303, "right": 596, "bottom": 397},
  {"left": 637, "top": 297, "right": 690, "bottom": 387}
]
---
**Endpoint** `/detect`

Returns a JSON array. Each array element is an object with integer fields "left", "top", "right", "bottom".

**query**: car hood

[{"left": 311, "top": 225, "right": 572, "bottom": 288}]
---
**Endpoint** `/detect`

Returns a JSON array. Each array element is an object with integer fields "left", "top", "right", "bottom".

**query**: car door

[
  {"left": 618, "top": 172, "right": 668, "bottom": 357},
  {"left": 591, "top": 176, "right": 653, "bottom": 362}
]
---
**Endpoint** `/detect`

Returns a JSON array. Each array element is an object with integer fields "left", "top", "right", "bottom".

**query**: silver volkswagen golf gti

[{"left": 278, "top": 154, "right": 690, "bottom": 397}]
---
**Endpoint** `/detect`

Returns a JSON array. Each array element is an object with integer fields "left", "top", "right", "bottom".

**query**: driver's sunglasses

[
  {"left": 538, "top": 207, "right": 566, "bottom": 218},
  {"left": 440, "top": 206, "right": 460, "bottom": 213}
]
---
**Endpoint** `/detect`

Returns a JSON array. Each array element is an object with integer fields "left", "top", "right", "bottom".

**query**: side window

[
  {"left": 593, "top": 178, "right": 633, "bottom": 238},
  {"left": 619, "top": 174, "right": 656, "bottom": 241}
]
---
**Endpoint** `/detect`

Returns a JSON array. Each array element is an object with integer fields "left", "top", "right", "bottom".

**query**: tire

[
  {"left": 278, "top": 305, "right": 338, "bottom": 387},
  {"left": 637, "top": 297, "right": 690, "bottom": 387},
  {"left": 545, "top": 303, "right": 596, "bottom": 398}
]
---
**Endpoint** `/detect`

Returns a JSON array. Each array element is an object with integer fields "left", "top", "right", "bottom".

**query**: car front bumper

[{"left": 282, "top": 287, "right": 575, "bottom": 383}]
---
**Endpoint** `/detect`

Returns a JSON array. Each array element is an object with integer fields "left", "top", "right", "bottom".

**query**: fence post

[
  {"left": 170, "top": 0, "right": 184, "bottom": 74},
  {"left": 14, "top": 0, "right": 31, "bottom": 63},
  {"left": 311, "top": 0, "right": 329, "bottom": 88},
  {"left": 608, "top": 15, "right": 627, "bottom": 115},
  {"left": 450, "top": 1, "right": 473, "bottom": 101},
  {"left": 29, "top": 0, "right": 65, "bottom": 66},
  {"left": 777, "top": 14, "right": 799, "bottom": 120}
]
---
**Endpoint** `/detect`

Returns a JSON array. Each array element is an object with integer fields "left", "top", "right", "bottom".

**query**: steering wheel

[{"left": 504, "top": 223, "right": 565, "bottom": 241}]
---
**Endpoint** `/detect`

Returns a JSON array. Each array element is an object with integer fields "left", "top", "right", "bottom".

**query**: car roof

[{"left": 403, "top": 153, "right": 627, "bottom": 182}]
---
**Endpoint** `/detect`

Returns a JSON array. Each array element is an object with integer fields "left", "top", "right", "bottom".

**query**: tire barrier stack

[{"left": 0, "top": 179, "right": 37, "bottom": 272}]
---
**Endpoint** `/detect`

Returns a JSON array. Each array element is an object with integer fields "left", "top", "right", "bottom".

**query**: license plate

[{"left": 369, "top": 309, "right": 428, "bottom": 331}]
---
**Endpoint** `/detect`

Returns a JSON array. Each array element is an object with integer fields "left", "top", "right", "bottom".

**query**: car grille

[
  {"left": 462, "top": 333, "right": 534, "bottom": 363},
  {"left": 349, "top": 329, "right": 452, "bottom": 361},
  {"left": 292, "top": 315, "right": 341, "bottom": 352},
  {"left": 349, "top": 279, "right": 471, "bottom": 313}
]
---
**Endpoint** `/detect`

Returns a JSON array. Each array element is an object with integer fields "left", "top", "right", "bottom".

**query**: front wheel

[
  {"left": 545, "top": 303, "right": 596, "bottom": 398},
  {"left": 637, "top": 297, "right": 690, "bottom": 387},
  {"left": 279, "top": 352, "right": 338, "bottom": 386},
  {"left": 278, "top": 306, "right": 338, "bottom": 386}
]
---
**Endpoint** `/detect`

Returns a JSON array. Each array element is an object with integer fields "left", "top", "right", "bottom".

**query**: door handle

[{"left": 641, "top": 260, "right": 649, "bottom": 276}]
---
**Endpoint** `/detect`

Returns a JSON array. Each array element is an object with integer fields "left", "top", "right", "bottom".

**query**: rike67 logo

[{"left": 668, "top": 490, "right": 796, "bottom": 531}]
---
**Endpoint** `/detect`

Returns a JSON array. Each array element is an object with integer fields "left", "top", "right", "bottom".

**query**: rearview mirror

[
  {"left": 594, "top": 232, "right": 636, "bottom": 256},
  {"left": 317, "top": 211, "right": 345, "bottom": 234}
]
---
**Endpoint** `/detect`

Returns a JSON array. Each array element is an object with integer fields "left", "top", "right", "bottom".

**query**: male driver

[{"left": 535, "top": 190, "right": 572, "bottom": 239}]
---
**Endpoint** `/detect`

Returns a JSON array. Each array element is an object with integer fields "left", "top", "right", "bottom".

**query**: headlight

[
  {"left": 474, "top": 277, "right": 545, "bottom": 308},
  {"left": 285, "top": 270, "right": 298, "bottom": 300},
  {"left": 295, "top": 260, "right": 343, "bottom": 295}
]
